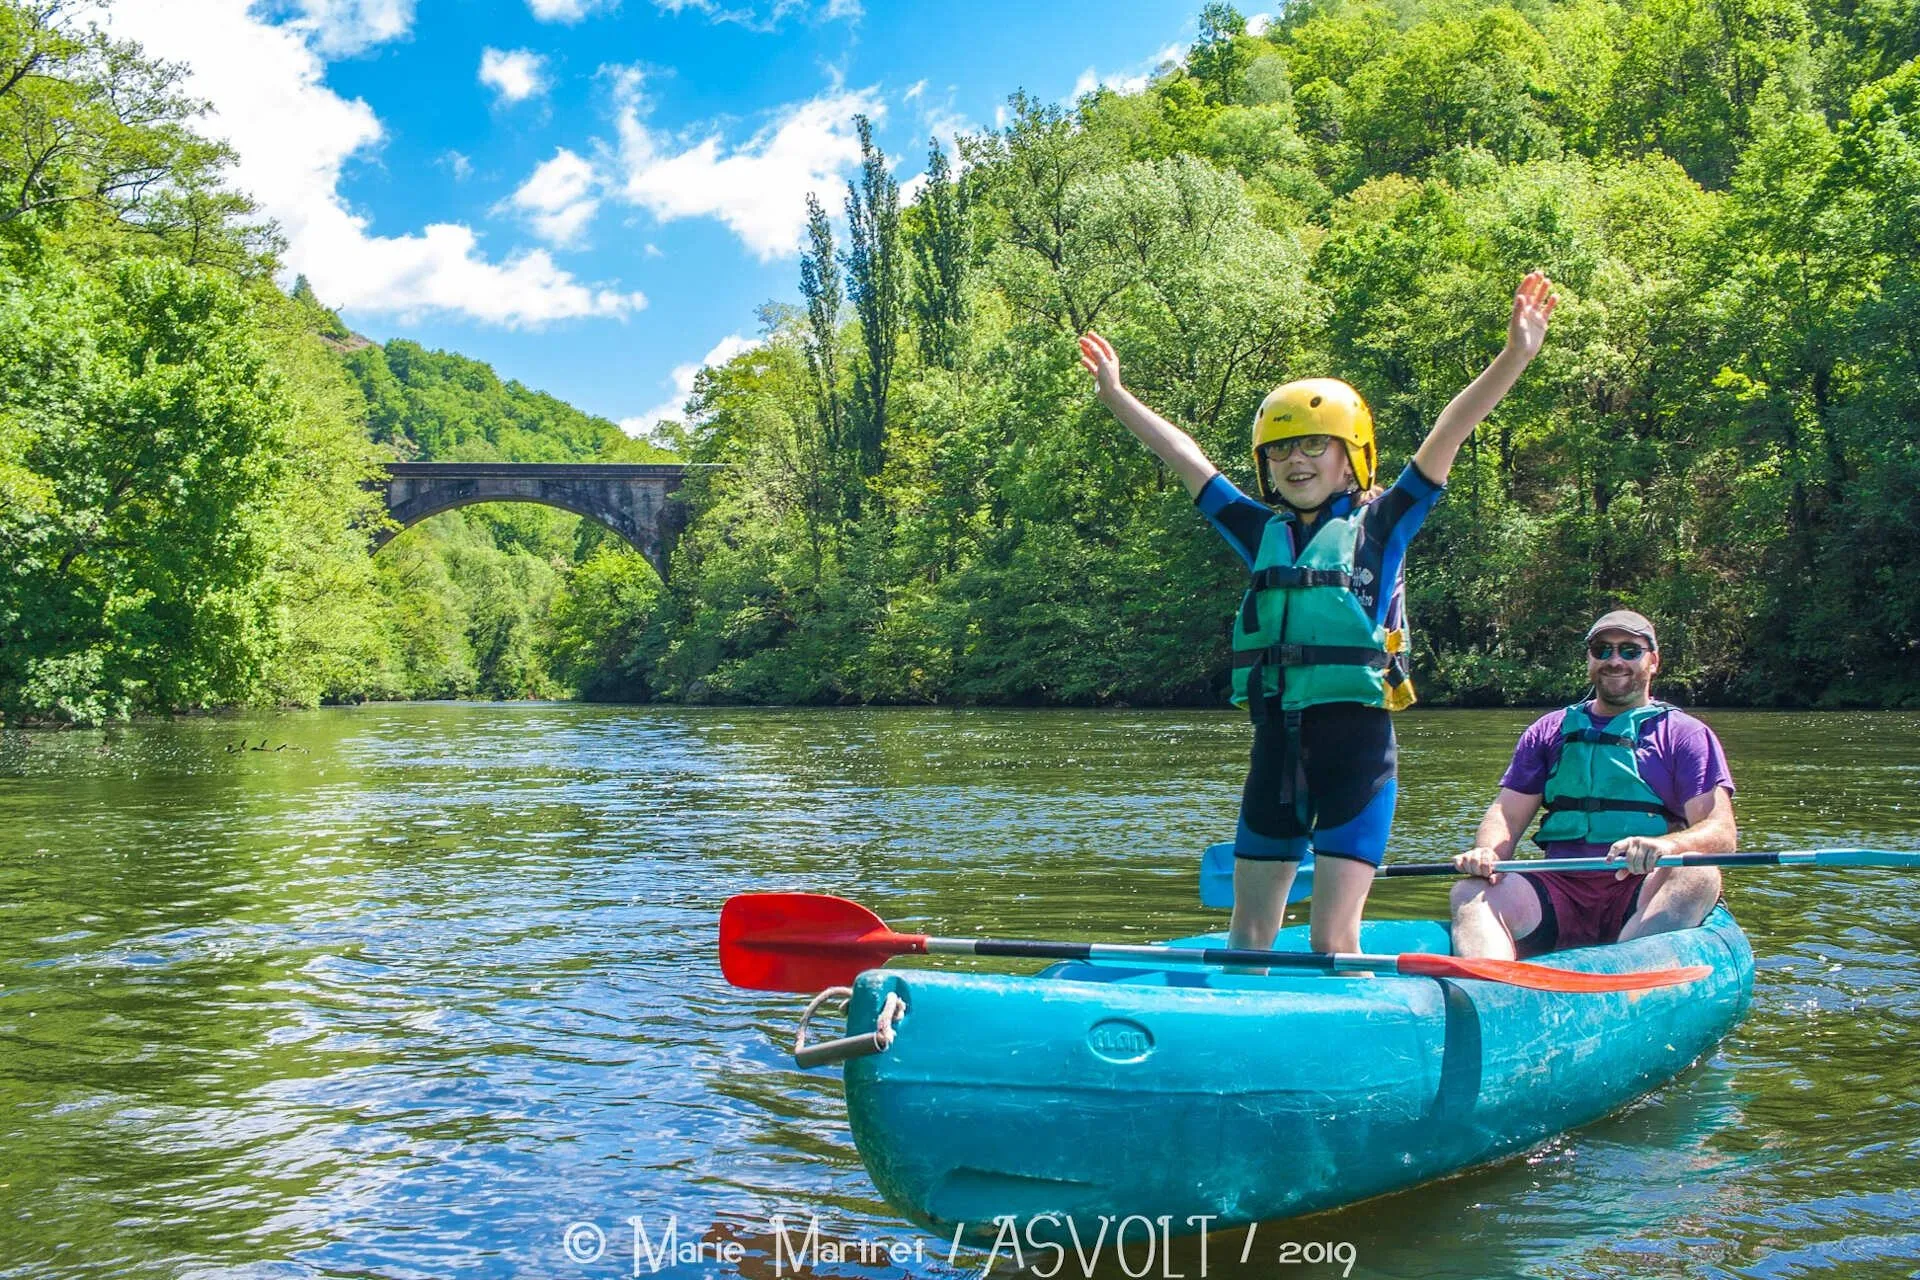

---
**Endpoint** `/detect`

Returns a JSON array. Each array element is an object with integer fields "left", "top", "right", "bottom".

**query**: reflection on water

[{"left": 3, "top": 706, "right": 1919, "bottom": 1278}]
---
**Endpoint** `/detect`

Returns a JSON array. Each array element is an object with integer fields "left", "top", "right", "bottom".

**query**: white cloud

[
  {"left": 529, "top": 0, "right": 612, "bottom": 19},
  {"left": 620, "top": 333, "right": 759, "bottom": 437},
  {"left": 287, "top": 0, "right": 415, "bottom": 56},
  {"left": 480, "top": 47, "right": 548, "bottom": 104},
  {"left": 1070, "top": 42, "right": 1187, "bottom": 102},
  {"left": 924, "top": 108, "right": 971, "bottom": 152},
  {"left": 102, "top": 0, "right": 641, "bottom": 328},
  {"left": 1246, "top": 12, "right": 1274, "bottom": 35},
  {"left": 643, "top": 0, "right": 859, "bottom": 30},
  {"left": 442, "top": 149, "right": 473, "bottom": 180},
  {"left": 904, "top": 79, "right": 972, "bottom": 157},
  {"left": 508, "top": 147, "right": 601, "bottom": 247},
  {"left": 899, "top": 93, "right": 975, "bottom": 207},
  {"left": 611, "top": 71, "right": 884, "bottom": 260}
]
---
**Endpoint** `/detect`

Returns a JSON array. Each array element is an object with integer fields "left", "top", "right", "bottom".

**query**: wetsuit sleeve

[
  {"left": 1363, "top": 462, "right": 1445, "bottom": 567},
  {"left": 1498, "top": 712, "right": 1564, "bottom": 794},
  {"left": 1356, "top": 461, "right": 1445, "bottom": 630},
  {"left": 1194, "top": 472, "right": 1270, "bottom": 570}
]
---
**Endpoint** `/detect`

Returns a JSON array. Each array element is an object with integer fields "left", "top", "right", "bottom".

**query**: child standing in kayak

[{"left": 1079, "top": 272, "right": 1558, "bottom": 955}]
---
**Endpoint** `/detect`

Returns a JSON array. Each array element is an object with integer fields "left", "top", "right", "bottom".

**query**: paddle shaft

[
  {"left": 1203, "top": 846, "right": 1920, "bottom": 909},
  {"left": 917, "top": 935, "right": 1390, "bottom": 974},
  {"left": 1379, "top": 849, "right": 1918, "bottom": 879}
]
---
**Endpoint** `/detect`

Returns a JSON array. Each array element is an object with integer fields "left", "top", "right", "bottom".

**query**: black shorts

[{"left": 1235, "top": 703, "right": 1398, "bottom": 865}]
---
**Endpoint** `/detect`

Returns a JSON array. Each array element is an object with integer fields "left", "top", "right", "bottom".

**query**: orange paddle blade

[
  {"left": 1397, "top": 953, "right": 1713, "bottom": 992},
  {"left": 719, "top": 892, "right": 924, "bottom": 992}
]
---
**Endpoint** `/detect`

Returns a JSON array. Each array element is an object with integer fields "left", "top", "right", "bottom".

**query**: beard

[{"left": 1593, "top": 669, "right": 1649, "bottom": 705}]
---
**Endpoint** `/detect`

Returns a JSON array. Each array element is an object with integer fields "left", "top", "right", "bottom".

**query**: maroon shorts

[{"left": 1515, "top": 870, "right": 1645, "bottom": 959}]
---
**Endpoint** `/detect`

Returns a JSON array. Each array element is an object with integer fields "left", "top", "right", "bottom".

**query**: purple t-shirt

[{"left": 1501, "top": 702, "right": 1735, "bottom": 858}]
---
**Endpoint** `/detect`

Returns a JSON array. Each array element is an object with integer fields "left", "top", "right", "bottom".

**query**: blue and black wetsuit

[{"left": 1197, "top": 463, "right": 1445, "bottom": 867}]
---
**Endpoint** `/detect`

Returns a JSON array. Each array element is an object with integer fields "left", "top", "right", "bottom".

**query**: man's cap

[{"left": 1585, "top": 609, "right": 1658, "bottom": 651}]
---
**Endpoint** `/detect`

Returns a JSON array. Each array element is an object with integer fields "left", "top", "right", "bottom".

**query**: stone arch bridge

[{"left": 371, "top": 462, "right": 688, "bottom": 578}]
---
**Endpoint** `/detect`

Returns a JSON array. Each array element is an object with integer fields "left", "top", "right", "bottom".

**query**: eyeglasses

[
  {"left": 1261, "top": 435, "right": 1336, "bottom": 462},
  {"left": 1588, "top": 641, "right": 1648, "bottom": 661}
]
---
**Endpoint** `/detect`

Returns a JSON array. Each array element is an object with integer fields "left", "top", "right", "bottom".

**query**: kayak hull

[{"left": 837, "top": 906, "right": 1753, "bottom": 1242}]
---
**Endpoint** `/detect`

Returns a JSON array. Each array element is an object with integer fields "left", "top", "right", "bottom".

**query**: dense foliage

[
  {"left": 622, "top": 0, "right": 1920, "bottom": 708},
  {"left": 0, "top": 1, "right": 666, "bottom": 723},
  {"left": 3, "top": 0, "right": 1916, "bottom": 721}
]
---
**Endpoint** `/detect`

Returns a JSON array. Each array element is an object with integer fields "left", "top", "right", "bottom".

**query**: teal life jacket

[
  {"left": 1534, "top": 701, "right": 1684, "bottom": 847},
  {"left": 1228, "top": 505, "right": 1414, "bottom": 722}
]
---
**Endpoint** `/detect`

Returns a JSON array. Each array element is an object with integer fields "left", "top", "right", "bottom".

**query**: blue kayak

[{"left": 832, "top": 906, "right": 1753, "bottom": 1242}]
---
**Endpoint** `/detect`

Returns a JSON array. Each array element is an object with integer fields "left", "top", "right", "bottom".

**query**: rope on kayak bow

[{"left": 792, "top": 987, "right": 906, "bottom": 1069}]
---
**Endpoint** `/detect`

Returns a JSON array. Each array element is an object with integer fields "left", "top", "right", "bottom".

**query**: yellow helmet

[{"left": 1250, "top": 378, "right": 1376, "bottom": 503}]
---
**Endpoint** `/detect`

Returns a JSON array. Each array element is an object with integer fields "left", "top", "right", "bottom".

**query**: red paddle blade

[
  {"left": 1398, "top": 953, "right": 1713, "bottom": 992},
  {"left": 719, "top": 892, "right": 923, "bottom": 992}
]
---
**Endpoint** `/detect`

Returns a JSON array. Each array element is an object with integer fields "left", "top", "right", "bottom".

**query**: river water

[{"left": 2, "top": 705, "right": 1918, "bottom": 1280}]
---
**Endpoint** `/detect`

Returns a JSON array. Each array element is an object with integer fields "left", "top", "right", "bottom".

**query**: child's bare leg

[
  {"left": 1227, "top": 857, "right": 1299, "bottom": 951},
  {"left": 1306, "top": 854, "right": 1376, "bottom": 956}
]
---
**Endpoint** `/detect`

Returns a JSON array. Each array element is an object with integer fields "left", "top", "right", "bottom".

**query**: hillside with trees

[
  {"left": 622, "top": 0, "right": 1920, "bottom": 708},
  {"left": 0, "top": 0, "right": 669, "bottom": 723}
]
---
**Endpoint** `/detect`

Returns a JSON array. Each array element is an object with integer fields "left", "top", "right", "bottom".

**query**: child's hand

[
  {"left": 1506, "top": 271, "right": 1558, "bottom": 360},
  {"left": 1079, "top": 331, "right": 1123, "bottom": 400}
]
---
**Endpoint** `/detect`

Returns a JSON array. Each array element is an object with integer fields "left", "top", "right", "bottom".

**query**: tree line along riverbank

[{"left": 3, "top": 0, "right": 1916, "bottom": 725}]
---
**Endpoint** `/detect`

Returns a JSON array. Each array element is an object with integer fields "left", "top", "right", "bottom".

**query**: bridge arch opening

[{"left": 373, "top": 494, "right": 672, "bottom": 579}]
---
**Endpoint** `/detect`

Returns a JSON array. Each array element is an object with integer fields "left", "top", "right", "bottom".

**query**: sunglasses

[
  {"left": 1588, "top": 641, "right": 1648, "bottom": 661},
  {"left": 1261, "top": 434, "right": 1336, "bottom": 462}
]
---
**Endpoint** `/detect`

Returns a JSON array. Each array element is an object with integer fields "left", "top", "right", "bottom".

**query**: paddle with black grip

[
  {"left": 719, "top": 892, "right": 1711, "bottom": 995},
  {"left": 1199, "top": 846, "right": 1920, "bottom": 909}
]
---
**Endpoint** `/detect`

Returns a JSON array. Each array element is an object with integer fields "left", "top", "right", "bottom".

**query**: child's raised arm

[
  {"left": 1080, "top": 331, "right": 1219, "bottom": 499},
  {"left": 1410, "top": 272, "right": 1558, "bottom": 486}
]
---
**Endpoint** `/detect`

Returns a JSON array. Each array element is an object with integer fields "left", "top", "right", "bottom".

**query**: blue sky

[{"left": 101, "top": 0, "right": 1224, "bottom": 436}]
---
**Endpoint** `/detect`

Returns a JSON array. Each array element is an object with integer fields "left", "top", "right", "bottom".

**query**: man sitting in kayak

[{"left": 1450, "top": 610, "right": 1736, "bottom": 959}]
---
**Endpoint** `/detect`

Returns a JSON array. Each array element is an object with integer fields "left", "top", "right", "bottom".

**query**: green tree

[
  {"left": 1604, "top": 0, "right": 1812, "bottom": 188},
  {"left": 0, "top": 259, "right": 294, "bottom": 721},
  {"left": 1343, "top": 9, "right": 1562, "bottom": 177},
  {"left": 972, "top": 91, "right": 1128, "bottom": 334},
  {"left": 906, "top": 137, "right": 970, "bottom": 371},
  {"left": 544, "top": 545, "right": 661, "bottom": 699},
  {"left": 1189, "top": 3, "right": 1252, "bottom": 105},
  {"left": 843, "top": 115, "right": 903, "bottom": 488},
  {"left": 798, "top": 190, "right": 845, "bottom": 488}
]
